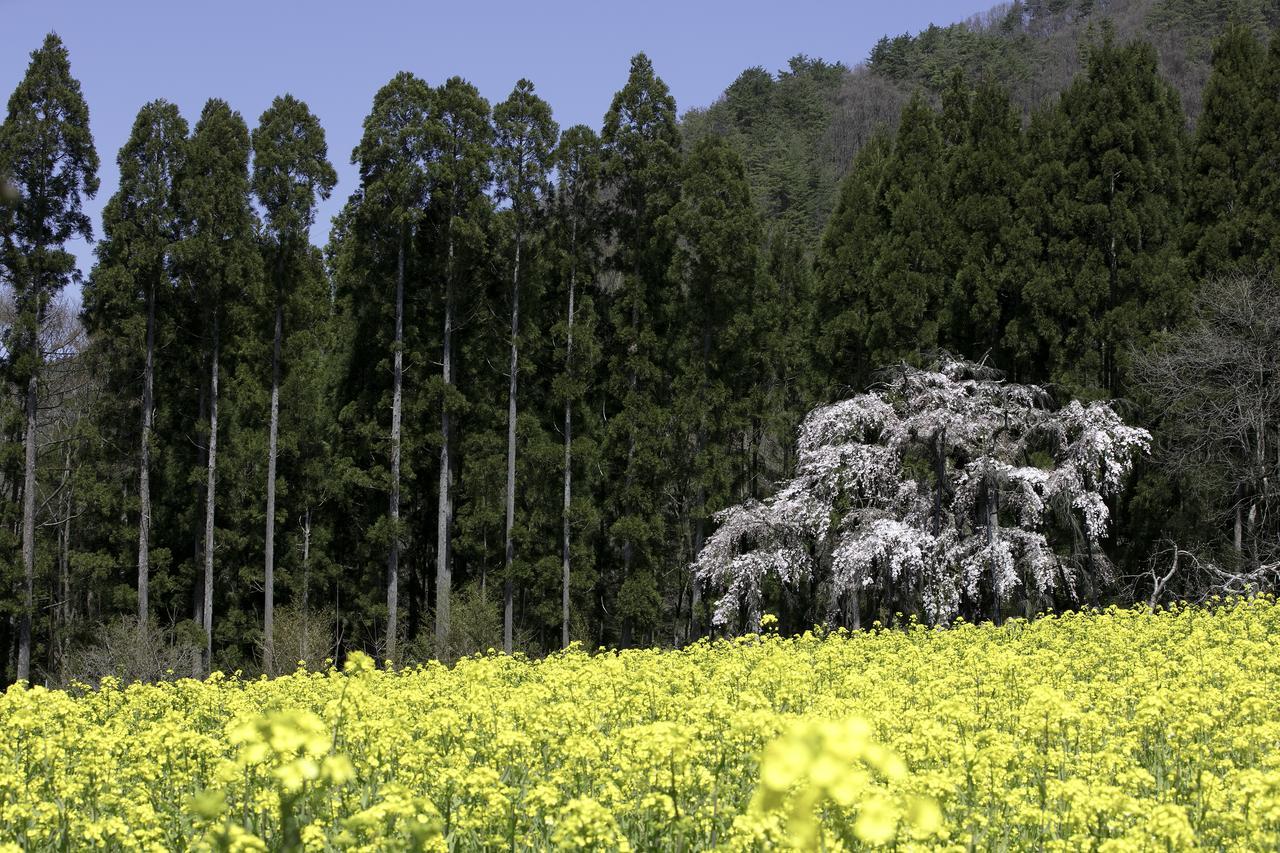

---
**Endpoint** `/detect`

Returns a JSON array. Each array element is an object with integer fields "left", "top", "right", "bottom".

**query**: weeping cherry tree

[{"left": 694, "top": 357, "right": 1150, "bottom": 631}]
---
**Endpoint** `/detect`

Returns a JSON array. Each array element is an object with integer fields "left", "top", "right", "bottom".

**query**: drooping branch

[{"left": 696, "top": 356, "right": 1150, "bottom": 629}]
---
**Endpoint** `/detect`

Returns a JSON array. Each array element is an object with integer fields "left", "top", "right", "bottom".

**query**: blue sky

[{"left": 1, "top": 0, "right": 977, "bottom": 292}]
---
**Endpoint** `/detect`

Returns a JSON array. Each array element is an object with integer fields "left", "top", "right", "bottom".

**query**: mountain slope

[{"left": 683, "top": 0, "right": 1280, "bottom": 240}]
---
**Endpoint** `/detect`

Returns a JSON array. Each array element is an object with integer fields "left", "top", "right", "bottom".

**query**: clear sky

[{"left": 1, "top": 0, "right": 976, "bottom": 293}]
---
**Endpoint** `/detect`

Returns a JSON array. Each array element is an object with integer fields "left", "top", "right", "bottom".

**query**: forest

[{"left": 1, "top": 0, "right": 1279, "bottom": 687}]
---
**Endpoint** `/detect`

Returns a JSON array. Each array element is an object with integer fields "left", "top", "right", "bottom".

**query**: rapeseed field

[{"left": 2, "top": 599, "right": 1278, "bottom": 851}]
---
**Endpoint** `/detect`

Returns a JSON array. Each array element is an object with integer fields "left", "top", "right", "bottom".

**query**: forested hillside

[
  {"left": 684, "top": 0, "right": 1280, "bottom": 240},
  {"left": 1, "top": 0, "right": 1278, "bottom": 685}
]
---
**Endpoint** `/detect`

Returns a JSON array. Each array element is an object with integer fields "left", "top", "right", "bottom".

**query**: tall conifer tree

[
  {"left": 0, "top": 34, "right": 98, "bottom": 681},
  {"left": 813, "top": 131, "right": 891, "bottom": 395},
  {"left": 176, "top": 99, "right": 258, "bottom": 673},
  {"left": 429, "top": 77, "right": 493, "bottom": 656},
  {"left": 600, "top": 54, "right": 683, "bottom": 646},
  {"left": 493, "top": 80, "right": 557, "bottom": 653},
  {"left": 82, "top": 100, "right": 185, "bottom": 633},
  {"left": 943, "top": 79, "right": 1025, "bottom": 366},
  {"left": 867, "top": 92, "right": 947, "bottom": 367},
  {"left": 1187, "top": 25, "right": 1264, "bottom": 276},
  {"left": 667, "top": 135, "right": 762, "bottom": 640},
  {"left": 1020, "top": 33, "right": 1187, "bottom": 396},
  {"left": 251, "top": 95, "right": 336, "bottom": 673},
  {"left": 1247, "top": 29, "right": 1280, "bottom": 268},
  {"left": 345, "top": 72, "right": 433, "bottom": 663},
  {"left": 551, "top": 125, "right": 602, "bottom": 649}
]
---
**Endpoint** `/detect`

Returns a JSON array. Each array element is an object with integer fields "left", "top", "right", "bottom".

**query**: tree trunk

[
  {"left": 620, "top": 290, "right": 639, "bottom": 645},
  {"left": 562, "top": 220, "right": 577, "bottom": 651},
  {"left": 388, "top": 231, "right": 405, "bottom": 664},
  {"left": 301, "top": 506, "right": 311, "bottom": 664},
  {"left": 504, "top": 235, "right": 521, "bottom": 654},
  {"left": 203, "top": 315, "right": 220, "bottom": 675},
  {"left": 986, "top": 467, "right": 1000, "bottom": 624},
  {"left": 690, "top": 310, "right": 712, "bottom": 643},
  {"left": 17, "top": 371, "right": 37, "bottom": 683},
  {"left": 435, "top": 225, "right": 455, "bottom": 658},
  {"left": 264, "top": 297, "right": 282, "bottom": 675},
  {"left": 58, "top": 473, "right": 71, "bottom": 684},
  {"left": 137, "top": 277, "right": 156, "bottom": 630},
  {"left": 192, "top": 385, "right": 206, "bottom": 679},
  {"left": 58, "top": 441, "right": 73, "bottom": 683}
]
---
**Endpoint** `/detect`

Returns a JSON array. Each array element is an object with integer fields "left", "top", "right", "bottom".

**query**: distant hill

[{"left": 683, "top": 0, "right": 1280, "bottom": 240}]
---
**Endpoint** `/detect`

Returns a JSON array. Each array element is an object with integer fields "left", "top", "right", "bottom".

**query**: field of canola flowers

[{"left": 2, "top": 599, "right": 1280, "bottom": 851}]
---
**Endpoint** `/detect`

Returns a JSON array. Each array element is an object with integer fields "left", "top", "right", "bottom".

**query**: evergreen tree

[
  {"left": 251, "top": 94, "right": 336, "bottom": 673},
  {"left": 175, "top": 99, "right": 259, "bottom": 673},
  {"left": 0, "top": 34, "right": 99, "bottom": 681},
  {"left": 1187, "top": 25, "right": 1265, "bottom": 277},
  {"left": 943, "top": 78, "right": 1025, "bottom": 366},
  {"left": 428, "top": 77, "right": 493, "bottom": 656},
  {"left": 759, "top": 225, "right": 816, "bottom": 473},
  {"left": 1247, "top": 29, "right": 1280, "bottom": 268},
  {"left": 812, "top": 131, "right": 891, "bottom": 395},
  {"left": 867, "top": 92, "right": 947, "bottom": 368},
  {"left": 1019, "top": 33, "right": 1188, "bottom": 396},
  {"left": 82, "top": 100, "right": 186, "bottom": 633},
  {"left": 666, "top": 135, "right": 762, "bottom": 640},
  {"left": 550, "top": 125, "right": 603, "bottom": 649},
  {"left": 493, "top": 80, "right": 557, "bottom": 652},
  {"left": 600, "top": 54, "right": 682, "bottom": 645},
  {"left": 341, "top": 72, "right": 433, "bottom": 663}
]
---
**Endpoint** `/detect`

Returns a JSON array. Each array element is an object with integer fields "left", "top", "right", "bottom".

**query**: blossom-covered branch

[{"left": 694, "top": 356, "right": 1151, "bottom": 629}]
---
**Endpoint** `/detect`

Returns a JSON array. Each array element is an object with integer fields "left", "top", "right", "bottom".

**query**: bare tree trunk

[
  {"left": 504, "top": 235, "right": 521, "bottom": 654},
  {"left": 1235, "top": 498, "right": 1243, "bottom": 557},
  {"left": 192, "top": 386, "right": 206, "bottom": 679},
  {"left": 986, "top": 467, "right": 1000, "bottom": 624},
  {"left": 562, "top": 221, "right": 577, "bottom": 651},
  {"left": 690, "top": 316, "right": 712, "bottom": 643},
  {"left": 750, "top": 415, "right": 762, "bottom": 501},
  {"left": 46, "top": 440, "right": 72, "bottom": 682},
  {"left": 137, "top": 278, "right": 156, "bottom": 629},
  {"left": 17, "top": 372, "right": 37, "bottom": 683},
  {"left": 301, "top": 506, "right": 311, "bottom": 664},
  {"left": 435, "top": 227, "right": 455, "bottom": 658},
  {"left": 203, "top": 315, "right": 220, "bottom": 675},
  {"left": 264, "top": 297, "right": 282, "bottom": 675},
  {"left": 619, "top": 291, "right": 640, "bottom": 649},
  {"left": 59, "top": 443, "right": 73, "bottom": 684},
  {"left": 388, "top": 232, "right": 405, "bottom": 664}
]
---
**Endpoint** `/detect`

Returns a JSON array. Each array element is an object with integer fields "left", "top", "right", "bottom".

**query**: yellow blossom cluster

[{"left": 1, "top": 598, "right": 1279, "bottom": 850}]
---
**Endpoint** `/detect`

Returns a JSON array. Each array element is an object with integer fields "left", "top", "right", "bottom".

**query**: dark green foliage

[
  {"left": 253, "top": 95, "right": 336, "bottom": 247},
  {"left": 600, "top": 53, "right": 683, "bottom": 644},
  {"left": 812, "top": 132, "right": 891, "bottom": 395},
  {"left": 427, "top": 76, "right": 493, "bottom": 655},
  {"left": 683, "top": 56, "right": 848, "bottom": 240},
  {"left": 866, "top": 92, "right": 949, "bottom": 368},
  {"left": 1247, "top": 31, "right": 1280, "bottom": 267},
  {"left": 251, "top": 93, "right": 337, "bottom": 672},
  {"left": 666, "top": 136, "right": 766, "bottom": 635},
  {"left": 175, "top": 98, "right": 263, "bottom": 669},
  {"left": 492, "top": 79, "right": 558, "bottom": 650},
  {"left": 0, "top": 32, "right": 99, "bottom": 681},
  {"left": 82, "top": 99, "right": 186, "bottom": 631},
  {"left": 549, "top": 125, "right": 605, "bottom": 647},
  {"left": 0, "top": 34, "right": 99, "bottom": 362},
  {"left": 1187, "top": 25, "right": 1265, "bottom": 276},
  {"left": 1017, "top": 34, "right": 1188, "bottom": 396},
  {"left": 942, "top": 78, "right": 1027, "bottom": 371},
  {"left": 868, "top": 20, "right": 1036, "bottom": 90},
  {"left": 331, "top": 72, "right": 435, "bottom": 656}
]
